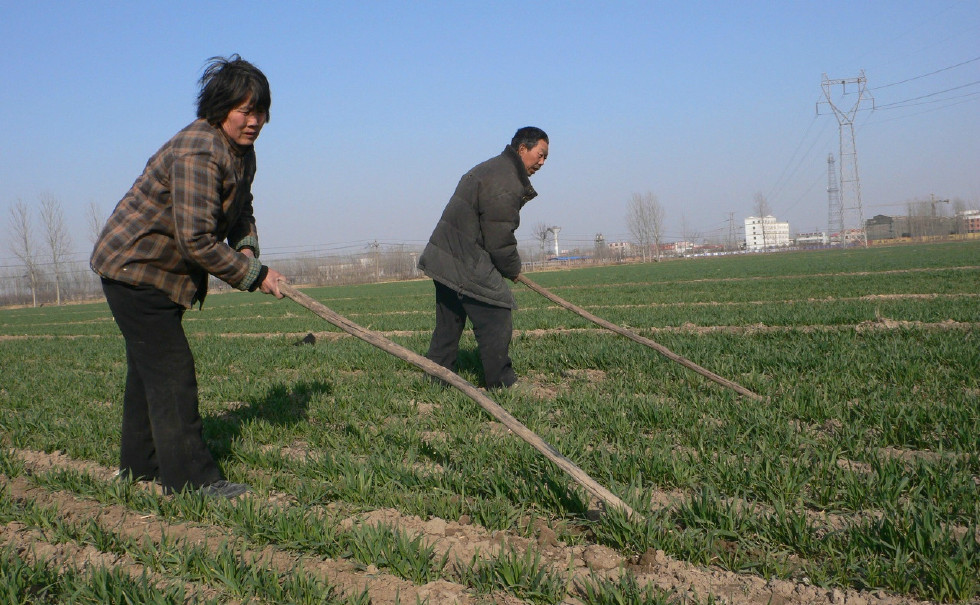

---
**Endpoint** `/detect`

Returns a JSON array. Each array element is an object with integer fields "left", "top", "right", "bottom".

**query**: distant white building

[
  {"left": 673, "top": 240, "right": 694, "bottom": 255},
  {"left": 744, "top": 215, "right": 790, "bottom": 251},
  {"left": 607, "top": 241, "right": 632, "bottom": 258},
  {"left": 795, "top": 231, "right": 829, "bottom": 247}
]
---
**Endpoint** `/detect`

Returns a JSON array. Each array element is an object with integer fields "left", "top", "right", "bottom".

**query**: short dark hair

[
  {"left": 196, "top": 54, "right": 271, "bottom": 126},
  {"left": 511, "top": 126, "right": 548, "bottom": 151}
]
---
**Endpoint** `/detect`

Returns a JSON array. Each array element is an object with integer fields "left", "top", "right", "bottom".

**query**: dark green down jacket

[{"left": 418, "top": 146, "right": 538, "bottom": 309}]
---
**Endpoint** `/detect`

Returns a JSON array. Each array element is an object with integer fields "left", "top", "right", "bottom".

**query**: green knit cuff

[
  {"left": 233, "top": 236, "right": 260, "bottom": 257},
  {"left": 238, "top": 257, "right": 264, "bottom": 291}
]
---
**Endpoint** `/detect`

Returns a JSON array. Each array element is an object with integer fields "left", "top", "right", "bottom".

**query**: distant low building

[
  {"left": 695, "top": 243, "right": 725, "bottom": 255},
  {"left": 795, "top": 231, "right": 829, "bottom": 247},
  {"left": 674, "top": 240, "right": 694, "bottom": 255},
  {"left": 607, "top": 241, "right": 632, "bottom": 258},
  {"left": 841, "top": 228, "right": 867, "bottom": 245},
  {"left": 865, "top": 214, "right": 911, "bottom": 240},
  {"left": 865, "top": 212, "right": 969, "bottom": 240},
  {"left": 959, "top": 209, "right": 980, "bottom": 234},
  {"left": 744, "top": 215, "right": 790, "bottom": 251}
]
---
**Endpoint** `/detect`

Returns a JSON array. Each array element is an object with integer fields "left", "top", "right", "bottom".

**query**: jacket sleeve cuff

[
  {"left": 233, "top": 236, "right": 260, "bottom": 257},
  {"left": 239, "top": 258, "right": 265, "bottom": 291}
]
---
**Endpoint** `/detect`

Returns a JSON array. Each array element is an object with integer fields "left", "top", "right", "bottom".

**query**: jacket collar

[{"left": 502, "top": 146, "right": 538, "bottom": 204}]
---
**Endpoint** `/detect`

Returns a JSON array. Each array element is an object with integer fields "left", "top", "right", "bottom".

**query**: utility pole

[
  {"left": 827, "top": 153, "right": 843, "bottom": 245},
  {"left": 820, "top": 71, "right": 873, "bottom": 247},
  {"left": 930, "top": 194, "right": 950, "bottom": 238},
  {"left": 726, "top": 212, "right": 735, "bottom": 251},
  {"left": 370, "top": 240, "right": 380, "bottom": 281}
]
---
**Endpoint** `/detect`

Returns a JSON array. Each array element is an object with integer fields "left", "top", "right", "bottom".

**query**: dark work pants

[
  {"left": 101, "top": 278, "right": 221, "bottom": 493},
  {"left": 426, "top": 280, "right": 517, "bottom": 389}
]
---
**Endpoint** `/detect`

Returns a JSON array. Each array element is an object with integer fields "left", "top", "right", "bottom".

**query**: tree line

[
  {"left": 0, "top": 191, "right": 698, "bottom": 307},
  {"left": 4, "top": 195, "right": 105, "bottom": 307},
  {"left": 20, "top": 189, "right": 965, "bottom": 308}
]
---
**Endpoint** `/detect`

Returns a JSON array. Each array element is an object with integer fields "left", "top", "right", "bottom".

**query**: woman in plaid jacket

[{"left": 91, "top": 55, "right": 283, "bottom": 499}]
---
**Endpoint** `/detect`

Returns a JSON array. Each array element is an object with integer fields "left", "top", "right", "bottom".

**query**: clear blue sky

[{"left": 2, "top": 1, "right": 977, "bottom": 265}]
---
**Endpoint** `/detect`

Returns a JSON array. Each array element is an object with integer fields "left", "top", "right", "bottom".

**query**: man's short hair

[
  {"left": 197, "top": 54, "right": 271, "bottom": 126},
  {"left": 511, "top": 126, "right": 548, "bottom": 151}
]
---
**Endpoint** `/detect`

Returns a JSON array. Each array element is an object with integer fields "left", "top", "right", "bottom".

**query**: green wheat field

[{"left": 1, "top": 241, "right": 977, "bottom": 604}]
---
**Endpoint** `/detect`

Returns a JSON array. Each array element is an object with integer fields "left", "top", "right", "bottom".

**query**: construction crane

[
  {"left": 929, "top": 194, "right": 949, "bottom": 217},
  {"left": 867, "top": 196, "right": 949, "bottom": 215}
]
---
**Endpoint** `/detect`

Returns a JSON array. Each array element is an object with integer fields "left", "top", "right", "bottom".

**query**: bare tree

[
  {"left": 906, "top": 199, "right": 932, "bottom": 239},
  {"left": 626, "top": 192, "right": 665, "bottom": 262},
  {"left": 532, "top": 222, "right": 551, "bottom": 261},
  {"left": 85, "top": 201, "right": 106, "bottom": 245},
  {"left": 7, "top": 200, "right": 42, "bottom": 307},
  {"left": 679, "top": 213, "right": 703, "bottom": 253},
  {"left": 753, "top": 193, "right": 771, "bottom": 250},
  {"left": 40, "top": 194, "right": 73, "bottom": 305}
]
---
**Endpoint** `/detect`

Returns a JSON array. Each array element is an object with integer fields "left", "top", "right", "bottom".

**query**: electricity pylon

[{"left": 820, "top": 71, "right": 873, "bottom": 247}]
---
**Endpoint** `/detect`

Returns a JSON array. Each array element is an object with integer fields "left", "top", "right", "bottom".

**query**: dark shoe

[{"left": 198, "top": 479, "right": 250, "bottom": 499}]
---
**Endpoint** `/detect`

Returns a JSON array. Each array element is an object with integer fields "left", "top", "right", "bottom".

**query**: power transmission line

[
  {"left": 875, "top": 80, "right": 980, "bottom": 109},
  {"left": 864, "top": 93, "right": 980, "bottom": 125},
  {"left": 766, "top": 115, "right": 836, "bottom": 208},
  {"left": 872, "top": 55, "right": 980, "bottom": 90}
]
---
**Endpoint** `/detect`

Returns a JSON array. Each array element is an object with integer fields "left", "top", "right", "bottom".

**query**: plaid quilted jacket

[{"left": 91, "top": 119, "right": 263, "bottom": 308}]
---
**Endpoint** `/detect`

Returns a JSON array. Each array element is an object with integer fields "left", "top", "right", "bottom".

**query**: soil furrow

[{"left": 3, "top": 447, "right": 939, "bottom": 605}]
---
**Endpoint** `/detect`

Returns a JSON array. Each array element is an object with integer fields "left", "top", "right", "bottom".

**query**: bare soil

[{"left": 2, "top": 447, "right": 938, "bottom": 604}]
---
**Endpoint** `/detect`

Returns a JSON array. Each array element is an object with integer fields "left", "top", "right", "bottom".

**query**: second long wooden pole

[{"left": 516, "top": 274, "right": 763, "bottom": 401}]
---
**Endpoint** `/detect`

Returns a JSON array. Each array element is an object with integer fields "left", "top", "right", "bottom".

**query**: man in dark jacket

[{"left": 418, "top": 127, "right": 549, "bottom": 388}]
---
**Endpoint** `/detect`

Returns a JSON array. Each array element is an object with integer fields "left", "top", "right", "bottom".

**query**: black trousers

[
  {"left": 101, "top": 278, "right": 221, "bottom": 493},
  {"left": 425, "top": 280, "right": 516, "bottom": 389}
]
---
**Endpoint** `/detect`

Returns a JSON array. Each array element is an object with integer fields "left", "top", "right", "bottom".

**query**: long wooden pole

[
  {"left": 278, "top": 282, "right": 639, "bottom": 521},
  {"left": 516, "top": 274, "right": 763, "bottom": 402}
]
